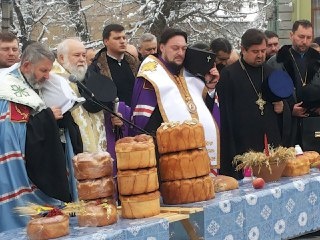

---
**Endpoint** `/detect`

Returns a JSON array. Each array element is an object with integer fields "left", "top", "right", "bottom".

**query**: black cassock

[{"left": 217, "top": 60, "right": 289, "bottom": 179}]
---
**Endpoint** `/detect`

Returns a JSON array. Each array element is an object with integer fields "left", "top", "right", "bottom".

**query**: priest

[
  {"left": 0, "top": 43, "right": 72, "bottom": 231},
  {"left": 131, "top": 28, "right": 221, "bottom": 173},
  {"left": 217, "top": 29, "right": 291, "bottom": 179}
]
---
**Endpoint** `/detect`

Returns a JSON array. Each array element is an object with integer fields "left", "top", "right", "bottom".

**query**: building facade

[{"left": 268, "top": 0, "right": 320, "bottom": 45}]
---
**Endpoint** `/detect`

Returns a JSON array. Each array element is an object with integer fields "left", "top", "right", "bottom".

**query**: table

[
  {"left": 0, "top": 214, "right": 171, "bottom": 240},
  {"left": 4, "top": 171, "right": 320, "bottom": 240},
  {"left": 169, "top": 169, "right": 320, "bottom": 240}
]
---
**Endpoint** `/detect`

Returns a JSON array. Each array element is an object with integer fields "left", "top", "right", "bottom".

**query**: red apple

[{"left": 252, "top": 178, "right": 265, "bottom": 189}]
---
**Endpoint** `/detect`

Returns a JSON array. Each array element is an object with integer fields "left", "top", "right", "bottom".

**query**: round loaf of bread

[
  {"left": 118, "top": 167, "right": 159, "bottom": 195},
  {"left": 78, "top": 204, "right": 117, "bottom": 227},
  {"left": 27, "top": 215, "right": 69, "bottom": 240},
  {"left": 156, "top": 121, "right": 206, "bottom": 154},
  {"left": 73, "top": 152, "right": 113, "bottom": 180},
  {"left": 213, "top": 175, "right": 239, "bottom": 192},
  {"left": 282, "top": 156, "right": 310, "bottom": 177},
  {"left": 159, "top": 149, "right": 210, "bottom": 181},
  {"left": 77, "top": 177, "right": 115, "bottom": 200},
  {"left": 120, "top": 191, "right": 160, "bottom": 219},
  {"left": 303, "top": 151, "right": 320, "bottom": 165},
  {"left": 161, "top": 175, "right": 214, "bottom": 204},
  {"left": 116, "top": 134, "right": 156, "bottom": 170}
]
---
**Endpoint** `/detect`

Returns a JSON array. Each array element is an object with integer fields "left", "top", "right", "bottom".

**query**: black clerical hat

[
  {"left": 262, "top": 70, "right": 294, "bottom": 102},
  {"left": 81, "top": 70, "right": 117, "bottom": 113},
  {"left": 184, "top": 47, "right": 216, "bottom": 77}
]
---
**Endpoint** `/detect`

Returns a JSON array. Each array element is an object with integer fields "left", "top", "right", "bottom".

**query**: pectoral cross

[
  {"left": 256, "top": 93, "right": 266, "bottom": 115},
  {"left": 207, "top": 55, "right": 211, "bottom": 62}
]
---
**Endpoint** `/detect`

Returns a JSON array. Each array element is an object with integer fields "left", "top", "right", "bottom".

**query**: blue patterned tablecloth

[
  {"left": 171, "top": 169, "right": 320, "bottom": 240},
  {"left": 0, "top": 216, "right": 169, "bottom": 240},
  {"left": 3, "top": 171, "right": 320, "bottom": 240}
]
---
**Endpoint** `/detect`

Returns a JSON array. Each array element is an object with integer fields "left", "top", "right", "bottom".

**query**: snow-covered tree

[
  {"left": 1, "top": 0, "right": 275, "bottom": 49},
  {"left": 1, "top": 0, "right": 90, "bottom": 46},
  {"left": 101, "top": 0, "right": 274, "bottom": 47}
]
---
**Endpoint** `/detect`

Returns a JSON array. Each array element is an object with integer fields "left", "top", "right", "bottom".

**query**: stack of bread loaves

[
  {"left": 116, "top": 134, "right": 160, "bottom": 219},
  {"left": 73, "top": 152, "right": 117, "bottom": 226},
  {"left": 157, "top": 120, "right": 215, "bottom": 204}
]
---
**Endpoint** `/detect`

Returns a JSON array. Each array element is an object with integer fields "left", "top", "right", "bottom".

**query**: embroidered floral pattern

[
  {"left": 298, "top": 212, "right": 308, "bottom": 226},
  {"left": 286, "top": 198, "right": 295, "bottom": 213},
  {"left": 128, "top": 225, "right": 141, "bottom": 236},
  {"left": 246, "top": 194, "right": 258, "bottom": 205},
  {"left": 248, "top": 226, "right": 260, "bottom": 240},
  {"left": 261, "top": 205, "right": 272, "bottom": 220},
  {"left": 219, "top": 200, "right": 231, "bottom": 213},
  {"left": 236, "top": 212, "right": 245, "bottom": 227},
  {"left": 271, "top": 187, "right": 282, "bottom": 198},
  {"left": 207, "top": 220, "right": 220, "bottom": 236},
  {"left": 11, "top": 85, "right": 29, "bottom": 97},
  {"left": 224, "top": 234, "right": 234, "bottom": 240},
  {"left": 274, "top": 219, "right": 286, "bottom": 234},
  {"left": 308, "top": 192, "right": 317, "bottom": 205},
  {"left": 293, "top": 180, "right": 305, "bottom": 192}
]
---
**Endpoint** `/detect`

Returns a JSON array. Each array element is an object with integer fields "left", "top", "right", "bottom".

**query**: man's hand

[
  {"left": 204, "top": 65, "right": 220, "bottom": 90},
  {"left": 51, "top": 106, "right": 63, "bottom": 120},
  {"left": 273, "top": 101, "right": 284, "bottom": 114},
  {"left": 111, "top": 113, "right": 123, "bottom": 127},
  {"left": 292, "top": 101, "right": 308, "bottom": 117}
]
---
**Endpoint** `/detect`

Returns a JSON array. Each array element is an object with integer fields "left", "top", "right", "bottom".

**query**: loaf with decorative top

[
  {"left": 116, "top": 134, "right": 156, "bottom": 170},
  {"left": 156, "top": 120, "right": 206, "bottom": 154}
]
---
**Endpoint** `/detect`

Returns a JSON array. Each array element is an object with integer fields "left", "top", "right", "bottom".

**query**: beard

[
  {"left": 292, "top": 44, "right": 308, "bottom": 54},
  {"left": 162, "top": 57, "right": 183, "bottom": 74},
  {"left": 24, "top": 72, "right": 45, "bottom": 90},
  {"left": 63, "top": 58, "right": 87, "bottom": 82}
]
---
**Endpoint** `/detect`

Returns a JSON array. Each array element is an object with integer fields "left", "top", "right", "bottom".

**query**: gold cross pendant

[{"left": 256, "top": 94, "right": 266, "bottom": 115}]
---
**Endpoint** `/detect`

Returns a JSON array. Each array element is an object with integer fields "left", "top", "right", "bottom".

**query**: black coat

[
  {"left": 217, "top": 60, "right": 290, "bottom": 179},
  {"left": 25, "top": 109, "right": 82, "bottom": 202},
  {"left": 268, "top": 46, "right": 320, "bottom": 146},
  {"left": 268, "top": 45, "right": 320, "bottom": 108}
]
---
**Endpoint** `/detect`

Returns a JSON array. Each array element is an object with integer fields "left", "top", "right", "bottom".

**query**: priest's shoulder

[
  {"left": 225, "top": 60, "right": 242, "bottom": 72},
  {"left": 219, "top": 61, "right": 241, "bottom": 78}
]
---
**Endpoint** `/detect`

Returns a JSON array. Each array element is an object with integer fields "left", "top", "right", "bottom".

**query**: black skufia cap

[
  {"left": 262, "top": 70, "right": 294, "bottom": 102},
  {"left": 81, "top": 70, "right": 117, "bottom": 113},
  {"left": 184, "top": 47, "right": 216, "bottom": 77}
]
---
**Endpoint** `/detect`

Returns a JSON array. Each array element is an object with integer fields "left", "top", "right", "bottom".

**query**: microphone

[
  {"left": 112, "top": 97, "right": 123, "bottom": 138},
  {"left": 113, "top": 97, "right": 119, "bottom": 114},
  {"left": 68, "top": 75, "right": 95, "bottom": 99}
]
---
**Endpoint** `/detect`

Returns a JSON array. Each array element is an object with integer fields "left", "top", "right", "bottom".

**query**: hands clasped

[{"left": 204, "top": 66, "right": 220, "bottom": 90}]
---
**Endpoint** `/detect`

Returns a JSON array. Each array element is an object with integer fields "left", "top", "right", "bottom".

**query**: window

[{"left": 312, "top": 0, "right": 320, "bottom": 37}]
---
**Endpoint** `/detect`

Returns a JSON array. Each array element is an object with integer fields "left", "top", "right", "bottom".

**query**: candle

[{"left": 264, "top": 133, "right": 269, "bottom": 156}]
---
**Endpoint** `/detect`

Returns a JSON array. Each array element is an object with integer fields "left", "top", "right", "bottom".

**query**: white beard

[
  {"left": 63, "top": 58, "right": 87, "bottom": 82},
  {"left": 24, "top": 72, "right": 44, "bottom": 89}
]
